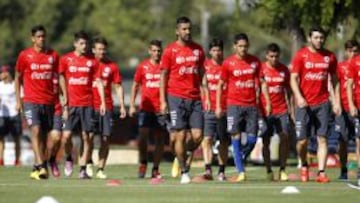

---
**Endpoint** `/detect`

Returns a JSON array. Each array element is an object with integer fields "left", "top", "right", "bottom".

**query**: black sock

[
  {"left": 66, "top": 155, "right": 73, "bottom": 162},
  {"left": 97, "top": 168, "right": 104, "bottom": 172},
  {"left": 42, "top": 161, "right": 48, "bottom": 169},
  {"left": 205, "top": 164, "right": 211, "bottom": 171},
  {"left": 181, "top": 169, "right": 188, "bottom": 174},
  {"left": 218, "top": 165, "right": 225, "bottom": 174},
  {"left": 341, "top": 167, "right": 348, "bottom": 174},
  {"left": 33, "top": 164, "right": 41, "bottom": 171},
  {"left": 49, "top": 156, "right": 56, "bottom": 163},
  {"left": 302, "top": 162, "right": 308, "bottom": 167},
  {"left": 267, "top": 169, "right": 273, "bottom": 174},
  {"left": 152, "top": 166, "right": 159, "bottom": 171},
  {"left": 318, "top": 170, "right": 325, "bottom": 175},
  {"left": 87, "top": 159, "right": 93, "bottom": 164},
  {"left": 140, "top": 160, "right": 147, "bottom": 165},
  {"left": 80, "top": 165, "right": 86, "bottom": 171},
  {"left": 280, "top": 167, "right": 285, "bottom": 171}
]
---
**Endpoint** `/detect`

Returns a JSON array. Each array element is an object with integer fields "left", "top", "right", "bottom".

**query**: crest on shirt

[
  {"left": 193, "top": 49, "right": 200, "bottom": 56},
  {"left": 143, "top": 65, "right": 149, "bottom": 70},
  {"left": 86, "top": 60, "right": 93, "bottom": 67},
  {"left": 102, "top": 67, "right": 111, "bottom": 78},
  {"left": 48, "top": 56, "right": 54, "bottom": 64},
  {"left": 324, "top": 56, "right": 330, "bottom": 63},
  {"left": 279, "top": 72, "right": 285, "bottom": 77},
  {"left": 250, "top": 62, "right": 257, "bottom": 69}
]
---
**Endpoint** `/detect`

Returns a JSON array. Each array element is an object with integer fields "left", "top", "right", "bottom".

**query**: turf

[{"left": 0, "top": 164, "right": 359, "bottom": 203}]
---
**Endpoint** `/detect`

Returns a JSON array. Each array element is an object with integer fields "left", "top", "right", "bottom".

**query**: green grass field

[{"left": 0, "top": 163, "right": 359, "bottom": 203}]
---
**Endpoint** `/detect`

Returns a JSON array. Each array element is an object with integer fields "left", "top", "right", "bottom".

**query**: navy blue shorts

[
  {"left": 63, "top": 106, "right": 94, "bottom": 133},
  {"left": 227, "top": 105, "right": 258, "bottom": 135},
  {"left": 23, "top": 102, "right": 54, "bottom": 133},
  {"left": 295, "top": 101, "right": 330, "bottom": 140},
  {"left": 168, "top": 95, "right": 203, "bottom": 130}
]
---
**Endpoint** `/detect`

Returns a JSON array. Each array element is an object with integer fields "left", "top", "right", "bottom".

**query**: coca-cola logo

[
  {"left": 304, "top": 72, "right": 327, "bottom": 81},
  {"left": 178, "top": 66, "right": 198, "bottom": 75}
]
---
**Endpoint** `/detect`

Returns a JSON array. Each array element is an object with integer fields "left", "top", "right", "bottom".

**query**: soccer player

[
  {"left": 258, "top": 43, "right": 291, "bottom": 181},
  {"left": 0, "top": 65, "right": 22, "bottom": 166},
  {"left": 216, "top": 33, "right": 271, "bottom": 182},
  {"left": 201, "top": 38, "right": 230, "bottom": 181},
  {"left": 290, "top": 26, "right": 340, "bottom": 183},
  {"left": 88, "top": 36, "right": 126, "bottom": 179},
  {"left": 15, "top": 25, "right": 59, "bottom": 180},
  {"left": 159, "top": 16, "right": 210, "bottom": 184},
  {"left": 346, "top": 40, "right": 360, "bottom": 186},
  {"left": 335, "top": 40, "right": 359, "bottom": 180},
  {"left": 129, "top": 40, "right": 166, "bottom": 179},
  {"left": 59, "top": 31, "right": 106, "bottom": 179},
  {"left": 47, "top": 73, "right": 62, "bottom": 177}
]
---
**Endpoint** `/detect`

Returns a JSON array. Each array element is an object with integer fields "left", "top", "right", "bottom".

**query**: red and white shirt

[
  {"left": 160, "top": 41, "right": 205, "bottom": 100},
  {"left": 16, "top": 47, "right": 59, "bottom": 104},
  {"left": 348, "top": 55, "right": 360, "bottom": 108},
  {"left": 134, "top": 59, "right": 161, "bottom": 113},
  {"left": 260, "top": 62, "right": 290, "bottom": 115},
  {"left": 59, "top": 52, "right": 100, "bottom": 107},
  {"left": 93, "top": 59, "right": 122, "bottom": 111},
  {"left": 290, "top": 47, "right": 337, "bottom": 106},
  {"left": 221, "top": 54, "right": 262, "bottom": 107},
  {"left": 203, "top": 59, "right": 226, "bottom": 111},
  {"left": 337, "top": 60, "right": 351, "bottom": 112}
]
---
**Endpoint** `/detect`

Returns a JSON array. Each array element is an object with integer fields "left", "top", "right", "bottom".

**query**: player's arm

[
  {"left": 129, "top": 81, "right": 140, "bottom": 117},
  {"left": 290, "top": 73, "right": 307, "bottom": 108},
  {"left": 260, "top": 78, "right": 272, "bottom": 116},
  {"left": 159, "top": 69, "right": 169, "bottom": 114},
  {"left": 331, "top": 73, "right": 341, "bottom": 115},
  {"left": 14, "top": 71, "right": 23, "bottom": 113},
  {"left": 95, "top": 78, "right": 106, "bottom": 115},
  {"left": 285, "top": 86, "right": 294, "bottom": 121},
  {"left": 200, "top": 68, "right": 210, "bottom": 111},
  {"left": 113, "top": 83, "right": 126, "bottom": 118},
  {"left": 347, "top": 78, "right": 357, "bottom": 117},
  {"left": 215, "top": 79, "right": 225, "bottom": 118}
]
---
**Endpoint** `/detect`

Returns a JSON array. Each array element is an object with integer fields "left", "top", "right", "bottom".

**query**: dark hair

[
  {"left": 209, "top": 38, "right": 223, "bottom": 50},
  {"left": 74, "top": 30, "right": 89, "bottom": 41},
  {"left": 149, "top": 39, "right": 162, "bottom": 48},
  {"left": 266, "top": 43, "right": 280, "bottom": 53},
  {"left": 176, "top": 16, "right": 191, "bottom": 26},
  {"left": 92, "top": 36, "right": 108, "bottom": 47},
  {"left": 31, "top": 25, "right": 46, "bottom": 36},
  {"left": 308, "top": 26, "right": 326, "bottom": 37},
  {"left": 344, "top": 39, "right": 359, "bottom": 49},
  {"left": 233, "top": 33, "right": 249, "bottom": 44}
]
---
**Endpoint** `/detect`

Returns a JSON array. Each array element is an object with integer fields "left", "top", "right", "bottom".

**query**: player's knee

[{"left": 203, "top": 137, "right": 213, "bottom": 146}]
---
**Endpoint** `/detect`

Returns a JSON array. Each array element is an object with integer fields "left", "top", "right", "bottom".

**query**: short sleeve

[
  {"left": 133, "top": 65, "right": 143, "bottom": 83},
  {"left": 112, "top": 64, "right": 122, "bottom": 84},
  {"left": 15, "top": 51, "right": 26, "bottom": 73},
  {"left": 220, "top": 61, "right": 229, "bottom": 82},
  {"left": 93, "top": 59, "right": 101, "bottom": 80},
  {"left": 329, "top": 54, "right": 338, "bottom": 75},
  {"left": 160, "top": 47, "right": 172, "bottom": 71},
  {"left": 58, "top": 56, "right": 67, "bottom": 74},
  {"left": 348, "top": 58, "right": 356, "bottom": 80},
  {"left": 198, "top": 47, "right": 206, "bottom": 71},
  {"left": 290, "top": 51, "right": 303, "bottom": 74}
]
